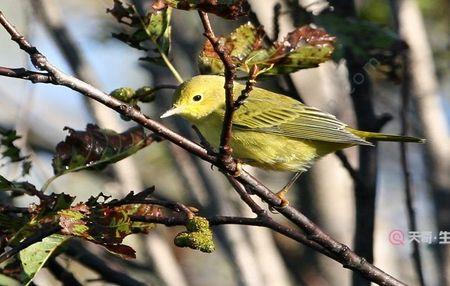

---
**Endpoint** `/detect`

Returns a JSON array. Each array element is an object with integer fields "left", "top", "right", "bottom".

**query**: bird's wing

[{"left": 233, "top": 89, "right": 371, "bottom": 145}]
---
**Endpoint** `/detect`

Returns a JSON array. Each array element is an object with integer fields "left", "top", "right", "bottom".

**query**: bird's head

[{"left": 161, "top": 75, "right": 226, "bottom": 122}]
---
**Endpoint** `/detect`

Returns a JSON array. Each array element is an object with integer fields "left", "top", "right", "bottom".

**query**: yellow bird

[{"left": 161, "top": 75, "right": 424, "bottom": 203}]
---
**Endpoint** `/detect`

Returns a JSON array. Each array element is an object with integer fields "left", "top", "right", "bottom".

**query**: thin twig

[
  {"left": 233, "top": 65, "right": 258, "bottom": 109},
  {"left": 132, "top": 214, "right": 333, "bottom": 257},
  {"left": 390, "top": 1, "right": 426, "bottom": 285},
  {"left": 0, "top": 66, "right": 52, "bottom": 82},
  {"left": 108, "top": 187, "right": 195, "bottom": 219},
  {"left": 3, "top": 181, "right": 50, "bottom": 201},
  {"left": 226, "top": 175, "right": 266, "bottom": 217},
  {"left": 398, "top": 60, "right": 426, "bottom": 286},
  {"left": 335, "top": 150, "right": 365, "bottom": 187},
  {"left": 198, "top": 11, "right": 237, "bottom": 170}
]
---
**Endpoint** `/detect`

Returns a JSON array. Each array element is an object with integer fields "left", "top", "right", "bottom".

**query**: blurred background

[{"left": 0, "top": 0, "right": 449, "bottom": 285}]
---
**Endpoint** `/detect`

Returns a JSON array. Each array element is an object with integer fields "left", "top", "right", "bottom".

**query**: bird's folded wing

[{"left": 232, "top": 93, "right": 371, "bottom": 145}]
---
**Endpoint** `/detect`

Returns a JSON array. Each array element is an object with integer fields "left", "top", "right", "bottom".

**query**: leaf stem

[
  {"left": 133, "top": 5, "right": 184, "bottom": 84},
  {"left": 158, "top": 47, "right": 183, "bottom": 84},
  {"left": 41, "top": 175, "right": 59, "bottom": 193}
]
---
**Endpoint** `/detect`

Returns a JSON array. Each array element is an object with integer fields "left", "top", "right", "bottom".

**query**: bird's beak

[{"left": 160, "top": 106, "right": 184, "bottom": 118}]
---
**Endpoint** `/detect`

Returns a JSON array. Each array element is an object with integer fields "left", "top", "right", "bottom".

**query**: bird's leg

[
  {"left": 276, "top": 171, "right": 303, "bottom": 207},
  {"left": 232, "top": 160, "right": 243, "bottom": 177}
]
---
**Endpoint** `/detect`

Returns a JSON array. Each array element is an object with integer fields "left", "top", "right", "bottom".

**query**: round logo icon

[{"left": 389, "top": 229, "right": 405, "bottom": 245}]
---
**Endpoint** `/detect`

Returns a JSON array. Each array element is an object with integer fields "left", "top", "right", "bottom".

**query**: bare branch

[
  {"left": 132, "top": 214, "right": 332, "bottom": 257},
  {"left": 226, "top": 175, "right": 266, "bottom": 217},
  {"left": 0, "top": 66, "right": 52, "bottom": 83},
  {"left": 233, "top": 65, "right": 258, "bottom": 109},
  {"left": 197, "top": 11, "right": 237, "bottom": 171},
  {"left": 108, "top": 187, "right": 195, "bottom": 219}
]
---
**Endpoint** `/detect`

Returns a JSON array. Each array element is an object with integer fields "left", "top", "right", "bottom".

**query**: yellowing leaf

[{"left": 199, "top": 24, "right": 336, "bottom": 76}]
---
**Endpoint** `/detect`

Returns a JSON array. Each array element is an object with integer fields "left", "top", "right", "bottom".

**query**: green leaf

[
  {"left": 152, "top": 0, "right": 249, "bottom": 19},
  {"left": 145, "top": 8, "right": 172, "bottom": 55},
  {"left": 199, "top": 23, "right": 336, "bottom": 76},
  {"left": 52, "top": 124, "right": 152, "bottom": 176},
  {"left": 19, "top": 234, "right": 69, "bottom": 285},
  {"left": 0, "top": 129, "right": 32, "bottom": 175}
]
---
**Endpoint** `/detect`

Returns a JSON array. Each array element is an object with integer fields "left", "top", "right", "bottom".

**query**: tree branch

[
  {"left": 0, "top": 66, "right": 52, "bottom": 83},
  {"left": 226, "top": 175, "right": 266, "bottom": 217},
  {"left": 233, "top": 65, "right": 258, "bottom": 109},
  {"left": 197, "top": 11, "right": 237, "bottom": 170},
  {"left": 132, "top": 214, "right": 333, "bottom": 257}
]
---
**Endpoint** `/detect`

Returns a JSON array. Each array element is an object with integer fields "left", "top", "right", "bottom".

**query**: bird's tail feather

[{"left": 349, "top": 129, "right": 425, "bottom": 143}]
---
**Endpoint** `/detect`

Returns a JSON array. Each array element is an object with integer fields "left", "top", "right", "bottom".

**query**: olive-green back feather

[{"left": 229, "top": 86, "right": 372, "bottom": 146}]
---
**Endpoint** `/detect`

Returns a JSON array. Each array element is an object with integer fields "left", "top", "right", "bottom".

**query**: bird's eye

[{"left": 193, "top": 94, "right": 202, "bottom": 102}]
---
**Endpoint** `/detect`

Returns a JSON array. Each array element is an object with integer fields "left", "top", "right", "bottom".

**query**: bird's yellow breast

[{"left": 195, "top": 113, "right": 350, "bottom": 172}]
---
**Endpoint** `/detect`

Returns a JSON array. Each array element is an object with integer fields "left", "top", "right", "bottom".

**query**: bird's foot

[
  {"left": 232, "top": 161, "right": 243, "bottom": 177},
  {"left": 275, "top": 189, "right": 290, "bottom": 207}
]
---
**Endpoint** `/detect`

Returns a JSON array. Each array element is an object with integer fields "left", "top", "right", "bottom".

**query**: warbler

[{"left": 161, "top": 75, "right": 424, "bottom": 203}]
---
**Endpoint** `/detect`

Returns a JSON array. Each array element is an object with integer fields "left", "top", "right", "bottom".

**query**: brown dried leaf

[{"left": 52, "top": 124, "right": 152, "bottom": 176}]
